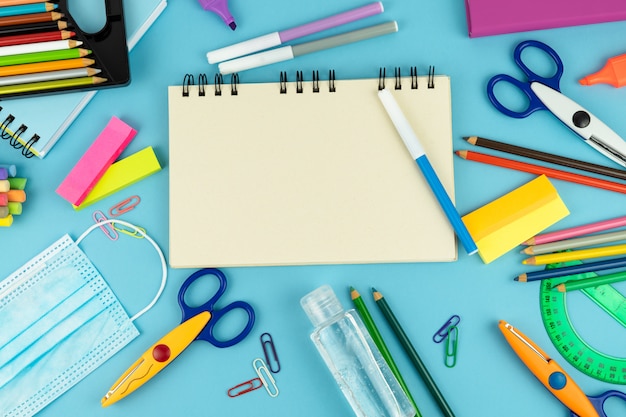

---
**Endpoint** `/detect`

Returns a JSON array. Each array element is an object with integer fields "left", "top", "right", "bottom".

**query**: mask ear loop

[{"left": 75, "top": 219, "right": 167, "bottom": 322}]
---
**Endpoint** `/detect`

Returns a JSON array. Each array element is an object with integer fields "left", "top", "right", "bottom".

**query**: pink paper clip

[
  {"left": 109, "top": 195, "right": 140, "bottom": 217},
  {"left": 93, "top": 210, "right": 118, "bottom": 241},
  {"left": 227, "top": 377, "right": 263, "bottom": 398}
]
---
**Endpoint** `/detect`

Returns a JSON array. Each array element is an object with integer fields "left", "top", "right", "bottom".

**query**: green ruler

[{"left": 540, "top": 266, "right": 626, "bottom": 384}]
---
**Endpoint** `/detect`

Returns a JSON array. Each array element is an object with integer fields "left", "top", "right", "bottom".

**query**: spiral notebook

[
  {"left": 0, "top": 0, "right": 167, "bottom": 158},
  {"left": 168, "top": 68, "right": 457, "bottom": 267}
]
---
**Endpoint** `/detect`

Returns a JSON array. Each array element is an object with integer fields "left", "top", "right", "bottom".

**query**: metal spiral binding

[
  {"left": 379, "top": 66, "right": 436, "bottom": 91},
  {"left": 181, "top": 73, "right": 240, "bottom": 97},
  {"left": 182, "top": 74, "right": 194, "bottom": 97},
  {"left": 279, "top": 70, "right": 337, "bottom": 94},
  {"left": 0, "top": 106, "right": 39, "bottom": 158},
  {"left": 214, "top": 74, "right": 222, "bottom": 96}
]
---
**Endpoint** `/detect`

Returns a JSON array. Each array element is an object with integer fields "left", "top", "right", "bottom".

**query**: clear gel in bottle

[{"left": 300, "top": 285, "right": 415, "bottom": 417}]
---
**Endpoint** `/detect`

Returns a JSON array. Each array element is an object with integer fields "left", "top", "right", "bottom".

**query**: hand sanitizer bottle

[{"left": 300, "top": 285, "right": 415, "bottom": 417}]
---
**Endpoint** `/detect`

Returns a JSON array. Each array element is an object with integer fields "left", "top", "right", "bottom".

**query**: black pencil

[
  {"left": 0, "top": 19, "right": 68, "bottom": 37},
  {"left": 464, "top": 136, "right": 626, "bottom": 181},
  {"left": 372, "top": 288, "right": 456, "bottom": 417}
]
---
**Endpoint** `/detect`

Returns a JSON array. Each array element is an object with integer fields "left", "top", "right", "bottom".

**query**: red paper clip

[
  {"left": 109, "top": 195, "right": 140, "bottom": 217},
  {"left": 93, "top": 210, "right": 118, "bottom": 241},
  {"left": 227, "top": 377, "right": 263, "bottom": 398}
]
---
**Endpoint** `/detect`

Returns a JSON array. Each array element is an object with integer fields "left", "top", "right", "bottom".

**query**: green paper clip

[{"left": 444, "top": 325, "right": 458, "bottom": 368}]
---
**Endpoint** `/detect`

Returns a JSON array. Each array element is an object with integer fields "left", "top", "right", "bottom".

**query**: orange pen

[
  {"left": 498, "top": 321, "right": 600, "bottom": 417},
  {"left": 579, "top": 53, "right": 626, "bottom": 87}
]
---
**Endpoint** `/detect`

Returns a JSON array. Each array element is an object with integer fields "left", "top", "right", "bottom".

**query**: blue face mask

[{"left": 0, "top": 220, "right": 167, "bottom": 417}]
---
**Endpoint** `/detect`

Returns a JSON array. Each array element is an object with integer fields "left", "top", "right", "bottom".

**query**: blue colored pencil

[
  {"left": 0, "top": 2, "right": 57, "bottom": 18},
  {"left": 377, "top": 88, "right": 478, "bottom": 256},
  {"left": 515, "top": 256, "right": 626, "bottom": 282}
]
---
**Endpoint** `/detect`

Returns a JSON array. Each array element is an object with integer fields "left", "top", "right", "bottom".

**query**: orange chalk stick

[
  {"left": 6, "top": 189, "right": 25, "bottom": 202},
  {"left": 580, "top": 53, "right": 626, "bottom": 87}
]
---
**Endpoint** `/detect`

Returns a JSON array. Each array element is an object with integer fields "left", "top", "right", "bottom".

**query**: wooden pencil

[
  {"left": 522, "top": 243, "right": 626, "bottom": 265},
  {"left": 0, "top": 47, "right": 90, "bottom": 66},
  {"left": 0, "top": 57, "right": 94, "bottom": 76},
  {"left": 0, "top": 0, "right": 53, "bottom": 6},
  {"left": 556, "top": 270, "right": 626, "bottom": 292},
  {"left": 0, "top": 75, "right": 106, "bottom": 95},
  {"left": 0, "top": 29, "right": 74, "bottom": 47},
  {"left": 0, "top": 39, "right": 81, "bottom": 56},
  {"left": 515, "top": 256, "right": 626, "bottom": 282},
  {"left": 0, "top": 19, "right": 67, "bottom": 36},
  {"left": 0, "top": 2, "right": 57, "bottom": 18},
  {"left": 464, "top": 136, "right": 626, "bottom": 181},
  {"left": 456, "top": 150, "right": 626, "bottom": 195},
  {"left": 0, "top": 67, "right": 100, "bottom": 86},
  {"left": 0, "top": 11, "right": 63, "bottom": 27},
  {"left": 522, "top": 229, "right": 626, "bottom": 255}
]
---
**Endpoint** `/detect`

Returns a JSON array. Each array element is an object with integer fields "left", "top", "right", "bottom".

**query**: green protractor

[{"left": 539, "top": 263, "right": 626, "bottom": 384}]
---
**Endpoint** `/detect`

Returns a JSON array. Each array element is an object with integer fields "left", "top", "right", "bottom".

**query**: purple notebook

[{"left": 465, "top": 0, "right": 626, "bottom": 38}]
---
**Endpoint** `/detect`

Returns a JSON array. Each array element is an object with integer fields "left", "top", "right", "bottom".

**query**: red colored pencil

[
  {"left": 0, "top": 29, "right": 74, "bottom": 47},
  {"left": 456, "top": 150, "right": 626, "bottom": 194}
]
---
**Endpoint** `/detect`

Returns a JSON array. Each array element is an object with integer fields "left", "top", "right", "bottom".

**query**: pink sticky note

[{"left": 56, "top": 116, "right": 137, "bottom": 206}]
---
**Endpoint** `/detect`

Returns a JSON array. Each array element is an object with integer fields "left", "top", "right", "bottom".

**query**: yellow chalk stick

[
  {"left": 0, "top": 214, "right": 13, "bottom": 226},
  {"left": 461, "top": 175, "right": 569, "bottom": 264}
]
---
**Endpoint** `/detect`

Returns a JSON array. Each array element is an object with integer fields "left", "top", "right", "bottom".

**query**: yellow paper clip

[
  {"left": 93, "top": 210, "right": 118, "bottom": 241},
  {"left": 260, "top": 332, "right": 281, "bottom": 373},
  {"left": 227, "top": 377, "right": 263, "bottom": 398},
  {"left": 112, "top": 222, "right": 146, "bottom": 239},
  {"left": 109, "top": 195, "right": 141, "bottom": 217},
  {"left": 444, "top": 325, "right": 459, "bottom": 368},
  {"left": 253, "top": 358, "right": 279, "bottom": 398}
]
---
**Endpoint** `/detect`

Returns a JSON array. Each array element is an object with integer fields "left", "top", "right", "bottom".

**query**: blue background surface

[{"left": 2, "top": 0, "right": 626, "bottom": 416}]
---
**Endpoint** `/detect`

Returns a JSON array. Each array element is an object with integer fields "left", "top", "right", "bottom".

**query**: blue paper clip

[
  {"left": 260, "top": 332, "right": 281, "bottom": 373},
  {"left": 433, "top": 314, "right": 461, "bottom": 343},
  {"left": 444, "top": 325, "right": 459, "bottom": 368}
]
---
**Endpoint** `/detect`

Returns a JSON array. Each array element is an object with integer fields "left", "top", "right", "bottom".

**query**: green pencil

[
  {"left": 350, "top": 287, "right": 421, "bottom": 417},
  {"left": 556, "top": 270, "right": 626, "bottom": 292},
  {"left": 373, "top": 288, "right": 456, "bottom": 417},
  {"left": 0, "top": 48, "right": 91, "bottom": 66}
]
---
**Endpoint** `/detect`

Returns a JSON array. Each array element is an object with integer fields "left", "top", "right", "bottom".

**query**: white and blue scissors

[{"left": 487, "top": 40, "right": 626, "bottom": 168}]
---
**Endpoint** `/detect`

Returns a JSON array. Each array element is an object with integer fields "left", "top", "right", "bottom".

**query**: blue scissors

[
  {"left": 487, "top": 40, "right": 626, "bottom": 168},
  {"left": 101, "top": 268, "right": 255, "bottom": 406}
]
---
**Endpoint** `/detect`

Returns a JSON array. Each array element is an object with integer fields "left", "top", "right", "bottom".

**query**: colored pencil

[
  {"left": 0, "top": 2, "right": 56, "bottom": 18},
  {"left": 0, "top": 29, "right": 74, "bottom": 47},
  {"left": 524, "top": 214, "right": 626, "bottom": 246},
  {"left": 522, "top": 243, "right": 626, "bottom": 265},
  {"left": 350, "top": 287, "right": 421, "bottom": 417},
  {"left": 379, "top": 89, "right": 478, "bottom": 256},
  {"left": 0, "top": 75, "right": 106, "bottom": 95},
  {"left": 0, "top": 0, "right": 52, "bottom": 6},
  {"left": 0, "top": 57, "right": 94, "bottom": 76},
  {"left": 0, "top": 67, "right": 100, "bottom": 86},
  {"left": 0, "top": 47, "right": 90, "bottom": 66},
  {"left": 464, "top": 136, "right": 626, "bottom": 182},
  {"left": 522, "top": 229, "right": 626, "bottom": 255},
  {"left": 0, "top": 19, "right": 67, "bottom": 36},
  {"left": 456, "top": 150, "right": 626, "bottom": 195},
  {"left": 556, "top": 270, "right": 626, "bottom": 292},
  {"left": 516, "top": 256, "right": 626, "bottom": 282},
  {"left": 0, "top": 39, "right": 81, "bottom": 56},
  {"left": 0, "top": 11, "right": 63, "bottom": 27},
  {"left": 372, "top": 288, "right": 456, "bottom": 417}
]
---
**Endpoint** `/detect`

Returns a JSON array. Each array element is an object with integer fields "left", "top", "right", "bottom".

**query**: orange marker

[{"left": 579, "top": 53, "right": 626, "bottom": 87}]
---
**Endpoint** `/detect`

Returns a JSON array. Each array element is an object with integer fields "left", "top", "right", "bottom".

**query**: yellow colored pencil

[
  {"left": 522, "top": 243, "right": 626, "bottom": 265},
  {"left": 0, "top": 57, "right": 95, "bottom": 76},
  {"left": 0, "top": 75, "right": 106, "bottom": 95}
]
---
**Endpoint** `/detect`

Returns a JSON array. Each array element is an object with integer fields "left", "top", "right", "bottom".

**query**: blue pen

[
  {"left": 377, "top": 88, "right": 478, "bottom": 256},
  {"left": 198, "top": 0, "right": 236, "bottom": 30}
]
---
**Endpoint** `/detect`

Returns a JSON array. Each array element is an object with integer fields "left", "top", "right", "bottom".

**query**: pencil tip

[
  {"left": 517, "top": 274, "right": 528, "bottom": 282},
  {"left": 229, "top": 22, "right": 237, "bottom": 30},
  {"left": 371, "top": 287, "right": 378, "bottom": 293}
]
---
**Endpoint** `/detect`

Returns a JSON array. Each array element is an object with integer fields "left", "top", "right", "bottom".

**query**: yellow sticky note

[
  {"left": 462, "top": 175, "right": 569, "bottom": 264},
  {"left": 73, "top": 146, "right": 161, "bottom": 210}
]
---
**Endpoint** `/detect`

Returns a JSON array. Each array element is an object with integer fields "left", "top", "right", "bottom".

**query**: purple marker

[
  {"left": 198, "top": 0, "right": 237, "bottom": 30},
  {"left": 207, "top": 1, "right": 384, "bottom": 63}
]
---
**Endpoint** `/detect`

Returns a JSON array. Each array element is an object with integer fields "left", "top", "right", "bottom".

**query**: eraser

[
  {"left": 56, "top": 116, "right": 137, "bottom": 206},
  {"left": 462, "top": 175, "right": 569, "bottom": 264}
]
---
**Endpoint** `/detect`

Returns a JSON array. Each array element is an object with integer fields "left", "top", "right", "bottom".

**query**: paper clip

[
  {"left": 253, "top": 358, "right": 279, "bottom": 398},
  {"left": 433, "top": 314, "right": 461, "bottom": 343},
  {"left": 93, "top": 210, "right": 118, "bottom": 241},
  {"left": 227, "top": 377, "right": 263, "bottom": 398},
  {"left": 260, "top": 332, "right": 281, "bottom": 373},
  {"left": 444, "top": 325, "right": 459, "bottom": 368},
  {"left": 109, "top": 195, "right": 141, "bottom": 217},
  {"left": 113, "top": 222, "right": 146, "bottom": 239}
]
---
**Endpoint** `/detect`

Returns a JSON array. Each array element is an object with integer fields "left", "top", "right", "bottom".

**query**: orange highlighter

[
  {"left": 579, "top": 54, "right": 626, "bottom": 87},
  {"left": 498, "top": 321, "right": 600, "bottom": 417}
]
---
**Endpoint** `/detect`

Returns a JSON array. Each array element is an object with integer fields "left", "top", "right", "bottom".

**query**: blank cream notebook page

[{"left": 168, "top": 71, "right": 456, "bottom": 267}]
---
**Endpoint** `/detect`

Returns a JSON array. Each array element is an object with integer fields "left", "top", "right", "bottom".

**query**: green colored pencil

[
  {"left": 373, "top": 288, "right": 456, "bottom": 417},
  {"left": 556, "top": 270, "right": 626, "bottom": 292},
  {"left": 0, "top": 47, "right": 91, "bottom": 66},
  {"left": 0, "top": 75, "right": 106, "bottom": 95},
  {"left": 350, "top": 287, "right": 421, "bottom": 417}
]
